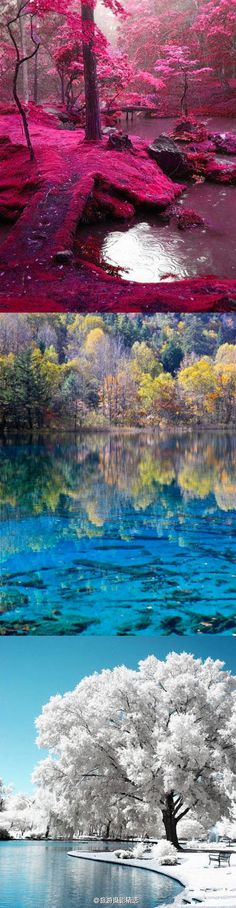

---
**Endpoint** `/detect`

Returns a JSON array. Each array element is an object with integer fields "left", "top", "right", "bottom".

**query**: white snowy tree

[
  {"left": 215, "top": 790, "right": 236, "bottom": 841},
  {"left": 0, "top": 779, "right": 4, "bottom": 811},
  {"left": 33, "top": 653, "right": 236, "bottom": 848},
  {"left": 0, "top": 791, "right": 49, "bottom": 839},
  {"left": 0, "top": 780, "right": 12, "bottom": 839}
]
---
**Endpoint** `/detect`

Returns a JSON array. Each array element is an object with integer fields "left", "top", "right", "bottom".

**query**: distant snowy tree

[
  {"left": 33, "top": 653, "right": 236, "bottom": 848},
  {"left": 0, "top": 791, "right": 48, "bottom": 838}
]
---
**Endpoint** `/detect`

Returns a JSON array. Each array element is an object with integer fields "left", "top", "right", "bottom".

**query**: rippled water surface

[
  {"left": 0, "top": 841, "right": 182, "bottom": 908},
  {"left": 79, "top": 115, "right": 236, "bottom": 281},
  {"left": 0, "top": 432, "right": 236, "bottom": 635}
]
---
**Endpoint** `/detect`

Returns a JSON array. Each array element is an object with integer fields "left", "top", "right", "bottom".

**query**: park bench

[{"left": 208, "top": 851, "right": 231, "bottom": 866}]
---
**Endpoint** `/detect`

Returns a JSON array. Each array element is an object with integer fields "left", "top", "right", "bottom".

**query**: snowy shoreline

[{"left": 68, "top": 849, "right": 236, "bottom": 907}]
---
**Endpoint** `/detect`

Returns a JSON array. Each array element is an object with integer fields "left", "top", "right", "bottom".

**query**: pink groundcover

[{"left": 0, "top": 107, "right": 236, "bottom": 311}]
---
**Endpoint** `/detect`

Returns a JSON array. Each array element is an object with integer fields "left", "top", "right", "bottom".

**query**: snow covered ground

[{"left": 68, "top": 848, "right": 236, "bottom": 907}]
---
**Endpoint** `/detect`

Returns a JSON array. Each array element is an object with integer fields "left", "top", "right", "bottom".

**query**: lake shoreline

[
  {"left": 1, "top": 424, "right": 236, "bottom": 441},
  {"left": 0, "top": 840, "right": 182, "bottom": 907},
  {"left": 68, "top": 848, "right": 236, "bottom": 908}
]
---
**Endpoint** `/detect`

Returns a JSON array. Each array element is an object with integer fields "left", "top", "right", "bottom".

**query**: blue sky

[{"left": 0, "top": 636, "right": 235, "bottom": 793}]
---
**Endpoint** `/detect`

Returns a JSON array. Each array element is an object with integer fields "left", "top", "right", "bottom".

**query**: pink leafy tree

[
  {"left": 3, "top": 0, "right": 128, "bottom": 154},
  {"left": 128, "top": 70, "right": 164, "bottom": 110},
  {"left": 52, "top": 36, "right": 84, "bottom": 110},
  {"left": 192, "top": 0, "right": 236, "bottom": 88},
  {"left": 78, "top": 0, "right": 128, "bottom": 140},
  {"left": 117, "top": 0, "right": 163, "bottom": 73},
  {"left": 52, "top": 35, "right": 133, "bottom": 117},
  {"left": 155, "top": 44, "right": 212, "bottom": 116},
  {"left": 3, "top": 0, "right": 41, "bottom": 160},
  {"left": 97, "top": 51, "right": 134, "bottom": 112},
  {"left": 0, "top": 39, "right": 15, "bottom": 85},
  {"left": 27, "top": 0, "right": 127, "bottom": 141},
  {"left": 117, "top": 0, "right": 192, "bottom": 76}
]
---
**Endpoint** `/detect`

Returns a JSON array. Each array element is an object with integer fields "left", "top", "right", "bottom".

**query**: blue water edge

[{"left": 0, "top": 841, "right": 182, "bottom": 908}]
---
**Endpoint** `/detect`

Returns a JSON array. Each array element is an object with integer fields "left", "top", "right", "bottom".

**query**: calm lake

[
  {"left": 0, "top": 432, "right": 236, "bottom": 635},
  {"left": 0, "top": 841, "right": 182, "bottom": 908},
  {"left": 78, "top": 115, "right": 236, "bottom": 282}
]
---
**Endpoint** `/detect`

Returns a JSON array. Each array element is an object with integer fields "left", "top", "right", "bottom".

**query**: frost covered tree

[
  {"left": 0, "top": 780, "right": 5, "bottom": 813},
  {"left": 0, "top": 790, "right": 51, "bottom": 839},
  {"left": 0, "top": 780, "right": 12, "bottom": 840},
  {"left": 33, "top": 653, "right": 236, "bottom": 848}
]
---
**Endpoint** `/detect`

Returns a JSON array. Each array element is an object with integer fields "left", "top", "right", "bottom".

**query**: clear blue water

[
  {"left": 0, "top": 841, "right": 182, "bottom": 908},
  {"left": 0, "top": 432, "right": 236, "bottom": 635}
]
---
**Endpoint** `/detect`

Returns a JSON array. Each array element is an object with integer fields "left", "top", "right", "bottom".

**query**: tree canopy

[
  {"left": 33, "top": 653, "right": 236, "bottom": 846},
  {"left": 0, "top": 313, "right": 236, "bottom": 434}
]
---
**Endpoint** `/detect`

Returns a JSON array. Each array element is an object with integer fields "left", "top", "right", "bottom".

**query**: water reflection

[
  {"left": 82, "top": 115, "right": 236, "bottom": 282},
  {"left": 0, "top": 842, "right": 181, "bottom": 908},
  {"left": 0, "top": 432, "right": 236, "bottom": 634},
  {"left": 100, "top": 185, "right": 236, "bottom": 281},
  {"left": 102, "top": 222, "right": 189, "bottom": 282}
]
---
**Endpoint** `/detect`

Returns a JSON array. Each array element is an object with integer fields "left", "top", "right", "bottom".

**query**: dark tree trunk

[
  {"left": 26, "top": 408, "right": 33, "bottom": 432},
  {"left": 33, "top": 52, "right": 38, "bottom": 103},
  {"left": 12, "top": 60, "right": 35, "bottom": 160},
  {"left": 181, "top": 72, "right": 188, "bottom": 117},
  {"left": 0, "top": 415, "right": 7, "bottom": 440},
  {"left": 81, "top": 1, "right": 102, "bottom": 141},
  {"left": 162, "top": 793, "right": 181, "bottom": 849},
  {"left": 59, "top": 68, "right": 65, "bottom": 105},
  {"left": 105, "top": 820, "right": 111, "bottom": 839},
  {"left": 7, "top": 9, "right": 40, "bottom": 161},
  {"left": 19, "top": 4, "right": 29, "bottom": 104}
]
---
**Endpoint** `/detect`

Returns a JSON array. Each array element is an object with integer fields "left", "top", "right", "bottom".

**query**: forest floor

[
  {"left": 68, "top": 848, "right": 236, "bottom": 907},
  {"left": 0, "top": 106, "right": 236, "bottom": 311}
]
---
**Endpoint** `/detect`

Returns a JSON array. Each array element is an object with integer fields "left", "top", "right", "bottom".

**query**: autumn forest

[{"left": 0, "top": 312, "right": 236, "bottom": 434}]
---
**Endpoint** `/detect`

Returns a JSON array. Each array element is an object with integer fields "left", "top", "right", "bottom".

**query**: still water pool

[
  {"left": 0, "top": 432, "right": 236, "bottom": 635},
  {"left": 0, "top": 842, "right": 182, "bottom": 908},
  {"left": 78, "top": 116, "right": 236, "bottom": 282}
]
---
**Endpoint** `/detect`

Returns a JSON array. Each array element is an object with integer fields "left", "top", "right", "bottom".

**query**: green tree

[
  {"left": 0, "top": 354, "right": 15, "bottom": 436},
  {"left": 13, "top": 348, "right": 59, "bottom": 430},
  {"left": 161, "top": 339, "right": 184, "bottom": 375}
]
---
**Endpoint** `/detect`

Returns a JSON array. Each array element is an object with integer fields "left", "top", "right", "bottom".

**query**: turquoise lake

[
  {"left": 0, "top": 841, "right": 182, "bottom": 908},
  {"left": 0, "top": 432, "right": 236, "bottom": 635}
]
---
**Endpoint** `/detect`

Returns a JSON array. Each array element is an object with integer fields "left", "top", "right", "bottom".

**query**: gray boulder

[{"left": 148, "top": 134, "right": 191, "bottom": 180}]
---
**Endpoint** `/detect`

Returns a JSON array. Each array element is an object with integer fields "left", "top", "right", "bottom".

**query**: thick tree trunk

[
  {"left": 162, "top": 793, "right": 181, "bottom": 849},
  {"left": 81, "top": 2, "right": 102, "bottom": 141}
]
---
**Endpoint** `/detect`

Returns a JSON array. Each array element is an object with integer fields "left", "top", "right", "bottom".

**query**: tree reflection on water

[{"left": 0, "top": 432, "right": 235, "bottom": 636}]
